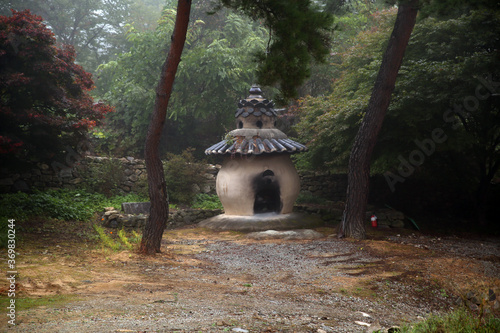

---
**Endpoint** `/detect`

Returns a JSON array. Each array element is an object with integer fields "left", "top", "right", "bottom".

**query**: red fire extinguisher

[{"left": 371, "top": 215, "right": 378, "bottom": 228}]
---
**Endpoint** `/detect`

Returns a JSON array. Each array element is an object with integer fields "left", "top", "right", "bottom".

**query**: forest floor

[{"left": 1, "top": 217, "right": 499, "bottom": 332}]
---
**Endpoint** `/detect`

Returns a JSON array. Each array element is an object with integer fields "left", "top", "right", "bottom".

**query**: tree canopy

[
  {"left": 0, "top": 0, "right": 135, "bottom": 73},
  {"left": 295, "top": 8, "right": 500, "bottom": 169},
  {"left": 293, "top": 7, "right": 500, "bottom": 220},
  {"left": 93, "top": 5, "right": 269, "bottom": 157},
  {"left": 219, "top": 0, "right": 334, "bottom": 101},
  {"left": 0, "top": 10, "right": 113, "bottom": 166}
]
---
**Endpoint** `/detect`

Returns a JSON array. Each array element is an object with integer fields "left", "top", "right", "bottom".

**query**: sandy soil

[{"left": 1, "top": 218, "right": 499, "bottom": 332}]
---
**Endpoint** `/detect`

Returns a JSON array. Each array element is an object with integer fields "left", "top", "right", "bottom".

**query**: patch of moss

[{"left": 0, "top": 294, "right": 79, "bottom": 312}]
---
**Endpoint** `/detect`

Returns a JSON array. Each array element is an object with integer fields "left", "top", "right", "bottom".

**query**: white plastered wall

[{"left": 216, "top": 154, "right": 300, "bottom": 216}]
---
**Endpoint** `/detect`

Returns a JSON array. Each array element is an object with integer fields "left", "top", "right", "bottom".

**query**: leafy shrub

[
  {"left": 191, "top": 193, "right": 223, "bottom": 210},
  {"left": 131, "top": 173, "right": 149, "bottom": 199},
  {"left": 80, "top": 157, "right": 126, "bottom": 196},
  {"left": 0, "top": 192, "right": 30, "bottom": 221},
  {"left": 163, "top": 149, "right": 207, "bottom": 205},
  {"left": 400, "top": 308, "right": 500, "bottom": 333}
]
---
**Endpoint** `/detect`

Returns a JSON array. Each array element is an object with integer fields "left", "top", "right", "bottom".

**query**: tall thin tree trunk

[
  {"left": 339, "top": 0, "right": 419, "bottom": 239},
  {"left": 140, "top": 0, "right": 191, "bottom": 255}
]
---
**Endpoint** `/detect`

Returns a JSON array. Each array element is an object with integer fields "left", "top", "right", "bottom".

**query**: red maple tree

[{"left": 0, "top": 10, "right": 113, "bottom": 164}]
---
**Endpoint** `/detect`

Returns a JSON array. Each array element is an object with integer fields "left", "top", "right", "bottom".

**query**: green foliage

[
  {"left": 1, "top": 0, "right": 133, "bottom": 73},
  {"left": 292, "top": 7, "right": 500, "bottom": 220},
  {"left": 130, "top": 229, "right": 141, "bottom": 243},
  {"left": 94, "top": 5, "right": 268, "bottom": 157},
  {"left": 127, "top": 0, "right": 167, "bottom": 33},
  {"left": 0, "top": 294, "right": 78, "bottom": 312},
  {"left": 378, "top": 9, "right": 500, "bottom": 189},
  {"left": 93, "top": 224, "right": 141, "bottom": 251},
  {"left": 191, "top": 193, "right": 223, "bottom": 210},
  {"left": 79, "top": 158, "right": 126, "bottom": 197},
  {"left": 93, "top": 224, "right": 122, "bottom": 251},
  {"left": 0, "top": 217, "right": 9, "bottom": 249},
  {"left": 400, "top": 307, "right": 500, "bottom": 333},
  {"left": 0, "top": 189, "right": 148, "bottom": 222},
  {"left": 220, "top": 0, "right": 334, "bottom": 101},
  {"left": 297, "top": 1, "right": 387, "bottom": 97},
  {"left": 163, "top": 149, "right": 207, "bottom": 205},
  {"left": 419, "top": 0, "right": 500, "bottom": 19},
  {"left": 118, "top": 228, "right": 134, "bottom": 250},
  {"left": 0, "top": 190, "right": 101, "bottom": 221},
  {"left": 294, "top": 8, "right": 500, "bottom": 178},
  {"left": 293, "top": 9, "right": 397, "bottom": 171},
  {"left": 105, "top": 193, "right": 149, "bottom": 211}
]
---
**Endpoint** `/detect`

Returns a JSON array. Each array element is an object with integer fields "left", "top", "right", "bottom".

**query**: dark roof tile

[{"left": 205, "top": 137, "right": 307, "bottom": 155}]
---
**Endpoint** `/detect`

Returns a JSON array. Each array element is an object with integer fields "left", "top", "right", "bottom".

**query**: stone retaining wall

[
  {"left": 0, "top": 156, "right": 217, "bottom": 196},
  {"left": 0, "top": 157, "right": 350, "bottom": 202},
  {"left": 298, "top": 171, "right": 348, "bottom": 202},
  {"left": 101, "top": 207, "right": 222, "bottom": 229}
]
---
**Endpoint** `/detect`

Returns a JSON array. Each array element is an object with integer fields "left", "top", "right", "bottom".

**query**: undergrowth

[
  {"left": 163, "top": 149, "right": 207, "bottom": 205},
  {"left": 93, "top": 224, "right": 141, "bottom": 251},
  {"left": 0, "top": 189, "right": 148, "bottom": 222},
  {"left": 399, "top": 308, "right": 500, "bottom": 333},
  {"left": 191, "top": 193, "right": 223, "bottom": 210},
  {"left": 0, "top": 295, "right": 78, "bottom": 312},
  {"left": 0, "top": 189, "right": 147, "bottom": 248}
]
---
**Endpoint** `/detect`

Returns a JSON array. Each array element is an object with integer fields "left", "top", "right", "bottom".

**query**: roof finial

[{"left": 248, "top": 85, "right": 262, "bottom": 98}]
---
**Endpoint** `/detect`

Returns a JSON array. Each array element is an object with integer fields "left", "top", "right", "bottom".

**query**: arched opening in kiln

[{"left": 253, "top": 170, "right": 282, "bottom": 214}]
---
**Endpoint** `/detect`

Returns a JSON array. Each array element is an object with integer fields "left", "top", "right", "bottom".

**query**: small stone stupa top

[
  {"left": 205, "top": 86, "right": 308, "bottom": 156},
  {"left": 235, "top": 85, "right": 278, "bottom": 118}
]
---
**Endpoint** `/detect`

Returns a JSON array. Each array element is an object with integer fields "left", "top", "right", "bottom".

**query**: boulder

[{"left": 104, "top": 210, "right": 120, "bottom": 216}]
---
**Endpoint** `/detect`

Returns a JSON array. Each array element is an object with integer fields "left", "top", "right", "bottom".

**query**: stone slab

[
  {"left": 197, "top": 212, "right": 324, "bottom": 232},
  {"left": 121, "top": 202, "right": 150, "bottom": 215},
  {"left": 247, "top": 229, "right": 324, "bottom": 240}
]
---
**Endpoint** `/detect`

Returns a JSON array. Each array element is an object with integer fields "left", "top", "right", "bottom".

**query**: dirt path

[{"left": 1, "top": 219, "right": 499, "bottom": 332}]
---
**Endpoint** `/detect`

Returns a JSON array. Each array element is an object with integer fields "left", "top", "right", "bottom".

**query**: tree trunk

[
  {"left": 339, "top": 0, "right": 419, "bottom": 239},
  {"left": 140, "top": 0, "right": 191, "bottom": 255}
]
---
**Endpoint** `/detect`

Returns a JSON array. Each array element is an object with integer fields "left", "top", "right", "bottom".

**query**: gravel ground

[
  {"left": 386, "top": 233, "right": 500, "bottom": 278},
  {"left": 5, "top": 229, "right": 500, "bottom": 333}
]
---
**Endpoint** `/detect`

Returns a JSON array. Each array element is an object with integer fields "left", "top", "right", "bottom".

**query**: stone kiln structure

[{"left": 204, "top": 86, "right": 308, "bottom": 219}]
